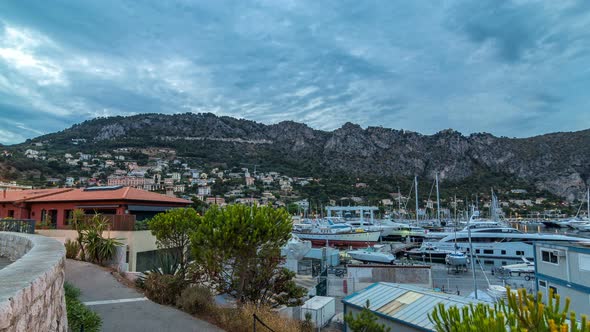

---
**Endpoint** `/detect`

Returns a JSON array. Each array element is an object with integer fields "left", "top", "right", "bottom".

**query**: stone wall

[{"left": 0, "top": 232, "right": 67, "bottom": 331}]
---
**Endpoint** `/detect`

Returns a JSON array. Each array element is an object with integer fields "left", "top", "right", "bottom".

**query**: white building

[{"left": 198, "top": 186, "right": 211, "bottom": 196}]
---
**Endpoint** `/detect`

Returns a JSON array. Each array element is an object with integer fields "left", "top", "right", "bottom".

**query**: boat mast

[
  {"left": 435, "top": 172, "right": 441, "bottom": 224},
  {"left": 587, "top": 187, "right": 589, "bottom": 219},
  {"left": 491, "top": 189, "right": 496, "bottom": 222},
  {"left": 397, "top": 186, "right": 402, "bottom": 219},
  {"left": 454, "top": 195, "right": 457, "bottom": 225},
  {"left": 414, "top": 176, "right": 419, "bottom": 225},
  {"left": 468, "top": 205, "right": 478, "bottom": 299}
]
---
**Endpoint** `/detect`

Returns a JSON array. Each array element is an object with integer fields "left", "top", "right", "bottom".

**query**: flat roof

[
  {"left": 302, "top": 296, "right": 334, "bottom": 310},
  {"left": 342, "top": 283, "right": 480, "bottom": 331}
]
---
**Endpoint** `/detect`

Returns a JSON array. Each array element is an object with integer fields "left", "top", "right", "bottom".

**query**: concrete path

[{"left": 65, "top": 259, "right": 223, "bottom": 332}]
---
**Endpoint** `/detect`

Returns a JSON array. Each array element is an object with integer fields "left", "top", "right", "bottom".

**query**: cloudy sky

[{"left": 1, "top": 0, "right": 590, "bottom": 144}]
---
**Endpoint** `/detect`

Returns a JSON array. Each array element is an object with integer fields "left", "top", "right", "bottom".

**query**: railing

[
  {"left": 81, "top": 214, "right": 136, "bottom": 231},
  {"left": 0, "top": 219, "right": 36, "bottom": 234}
]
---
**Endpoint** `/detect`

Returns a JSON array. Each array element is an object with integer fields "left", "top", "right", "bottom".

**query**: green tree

[
  {"left": 148, "top": 208, "right": 200, "bottom": 278},
  {"left": 428, "top": 287, "right": 590, "bottom": 332},
  {"left": 344, "top": 300, "right": 391, "bottom": 332},
  {"left": 191, "top": 197, "right": 209, "bottom": 214},
  {"left": 190, "top": 204, "right": 302, "bottom": 306}
]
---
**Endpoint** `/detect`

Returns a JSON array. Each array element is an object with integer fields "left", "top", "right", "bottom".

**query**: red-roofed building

[{"left": 0, "top": 186, "right": 191, "bottom": 229}]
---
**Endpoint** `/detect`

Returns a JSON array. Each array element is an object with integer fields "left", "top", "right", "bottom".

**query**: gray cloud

[{"left": 0, "top": 0, "right": 589, "bottom": 144}]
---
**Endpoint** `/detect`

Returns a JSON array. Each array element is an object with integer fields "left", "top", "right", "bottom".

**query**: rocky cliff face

[{"left": 26, "top": 113, "right": 590, "bottom": 200}]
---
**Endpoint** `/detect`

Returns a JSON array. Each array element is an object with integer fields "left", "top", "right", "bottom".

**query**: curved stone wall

[{"left": 0, "top": 232, "right": 67, "bottom": 331}]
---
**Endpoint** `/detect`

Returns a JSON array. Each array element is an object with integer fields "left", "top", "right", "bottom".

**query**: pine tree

[{"left": 344, "top": 300, "right": 391, "bottom": 332}]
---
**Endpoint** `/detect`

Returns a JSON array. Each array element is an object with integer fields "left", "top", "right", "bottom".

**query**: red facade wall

[{"left": 1, "top": 200, "right": 188, "bottom": 229}]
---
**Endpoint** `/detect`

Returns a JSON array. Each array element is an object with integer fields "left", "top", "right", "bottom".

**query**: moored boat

[
  {"left": 347, "top": 245, "right": 396, "bottom": 264},
  {"left": 445, "top": 252, "right": 469, "bottom": 266},
  {"left": 406, "top": 244, "right": 455, "bottom": 262},
  {"left": 292, "top": 219, "right": 381, "bottom": 248}
]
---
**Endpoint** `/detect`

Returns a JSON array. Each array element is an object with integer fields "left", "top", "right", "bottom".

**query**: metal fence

[{"left": 0, "top": 219, "right": 36, "bottom": 234}]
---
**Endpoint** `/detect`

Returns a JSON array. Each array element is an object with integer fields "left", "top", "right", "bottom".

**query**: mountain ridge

[{"left": 6, "top": 112, "right": 590, "bottom": 201}]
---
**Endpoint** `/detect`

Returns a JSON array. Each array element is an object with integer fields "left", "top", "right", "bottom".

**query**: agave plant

[
  {"left": 136, "top": 252, "right": 181, "bottom": 289},
  {"left": 81, "top": 214, "right": 123, "bottom": 265}
]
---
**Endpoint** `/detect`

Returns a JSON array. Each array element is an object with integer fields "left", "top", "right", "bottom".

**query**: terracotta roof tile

[
  {"left": 24, "top": 187, "right": 192, "bottom": 204},
  {"left": 0, "top": 188, "right": 73, "bottom": 203}
]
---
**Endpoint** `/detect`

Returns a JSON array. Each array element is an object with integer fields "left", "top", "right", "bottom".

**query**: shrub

[
  {"left": 64, "top": 239, "right": 80, "bottom": 259},
  {"left": 64, "top": 282, "right": 101, "bottom": 332},
  {"left": 143, "top": 273, "right": 184, "bottom": 305},
  {"left": 301, "top": 312, "right": 314, "bottom": 332},
  {"left": 176, "top": 285, "right": 213, "bottom": 314},
  {"left": 345, "top": 300, "right": 390, "bottom": 332},
  {"left": 82, "top": 215, "right": 123, "bottom": 265},
  {"left": 428, "top": 287, "right": 590, "bottom": 332},
  {"left": 211, "top": 304, "right": 302, "bottom": 332}
]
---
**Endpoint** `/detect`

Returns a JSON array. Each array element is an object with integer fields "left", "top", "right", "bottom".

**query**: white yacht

[
  {"left": 378, "top": 220, "right": 427, "bottom": 240},
  {"left": 421, "top": 226, "right": 589, "bottom": 260},
  {"left": 499, "top": 257, "right": 534, "bottom": 275},
  {"left": 344, "top": 219, "right": 396, "bottom": 238},
  {"left": 292, "top": 219, "right": 381, "bottom": 248},
  {"left": 425, "top": 220, "right": 506, "bottom": 240},
  {"left": 347, "top": 245, "right": 396, "bottom": 264}
]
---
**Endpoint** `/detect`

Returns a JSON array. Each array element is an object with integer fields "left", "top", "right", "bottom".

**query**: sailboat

[
  {"left": 565, "top": 188, "right": 590, "bottom": 231},
  {"left": 445, "top": 206, "right": 469, "bottom": 267}
]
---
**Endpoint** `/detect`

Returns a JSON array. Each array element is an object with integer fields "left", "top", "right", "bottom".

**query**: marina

[{"left": 287, "top": 198, "right": 590, "bottom": 326}]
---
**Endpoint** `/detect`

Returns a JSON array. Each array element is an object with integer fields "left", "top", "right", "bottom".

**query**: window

[
  {"left": 579, "top": 254, "right": 590, "bottom": 272},
  {"left": 501, "top": 250, "right": 506, "bottom": 255},
  {"left": 484, "top": 249, "right": 494, "bottom": 255},
  {"left": 516, "top": 251, "right": 524, "bottom": 256},
  {"left": 539, "top": 280, "right": 547, "bottom": 288},
  {"left": 64, "top": 210, "right": 73, "bottom": 226},
  {"left": 541, "top": 250, "right": 559, "bottom": 264},
  {"left": 7, "top": 210, "right": 14, "bottom": 218},
  {"left": 549, "top": 286, "right": 558, "bottom": 295},
  {"left": 484, "top": 260, "right": 494, "bottom": 265},
  {"left": 475, "top": 249, "right": 480, "bottom": 254}
]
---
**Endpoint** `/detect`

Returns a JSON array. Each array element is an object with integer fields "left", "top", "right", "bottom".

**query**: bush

[
  {"left": 176, "top": 285, "right": 213, "bottom": 314},
  {"left": 211, "top": 304, "right": 302, "bottom": 332},
  {"left": 82, "top": 215, "right": 123, "bottom": 265},
  {"left": 64, "top": 282, "right": 81, "bottom": 299},
  {"left": 64, "top": 282, "right": 101, "bottom": 332},
  {"left": 143, "top": 274, "right": 184, "bottom": 305},
  {"left": 64, "top": 239, "right": 80, "bottom": 259}
]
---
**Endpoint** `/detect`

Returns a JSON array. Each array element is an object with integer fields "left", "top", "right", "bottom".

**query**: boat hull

[
  {"left": 446, "top": 254, "right": 469, "bottom": 266},
  {"left": 292, "top": 231, "right": 381, "bottom": 248},
  {"left": 348, "top": 252, "right": 395, "bottom": 264},
  {"left": 406, "top": 251, "right": 448, "bottom": 263}
]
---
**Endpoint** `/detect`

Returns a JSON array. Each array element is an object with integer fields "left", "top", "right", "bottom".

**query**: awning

[
  {"left": 127, "top": 205, "right": 175, "bottom": 212},
  {"left": 75, "top": 205, "right": 120, "bottom": 209}
]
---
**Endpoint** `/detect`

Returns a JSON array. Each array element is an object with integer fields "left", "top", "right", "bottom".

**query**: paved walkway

[{"left": 65, "top": 259, "right": 222, "bottom": 332}]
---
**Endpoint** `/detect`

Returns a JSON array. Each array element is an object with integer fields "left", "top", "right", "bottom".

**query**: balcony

[{"left": 80, "top": 214, "right": 137, "bottom": 231}]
